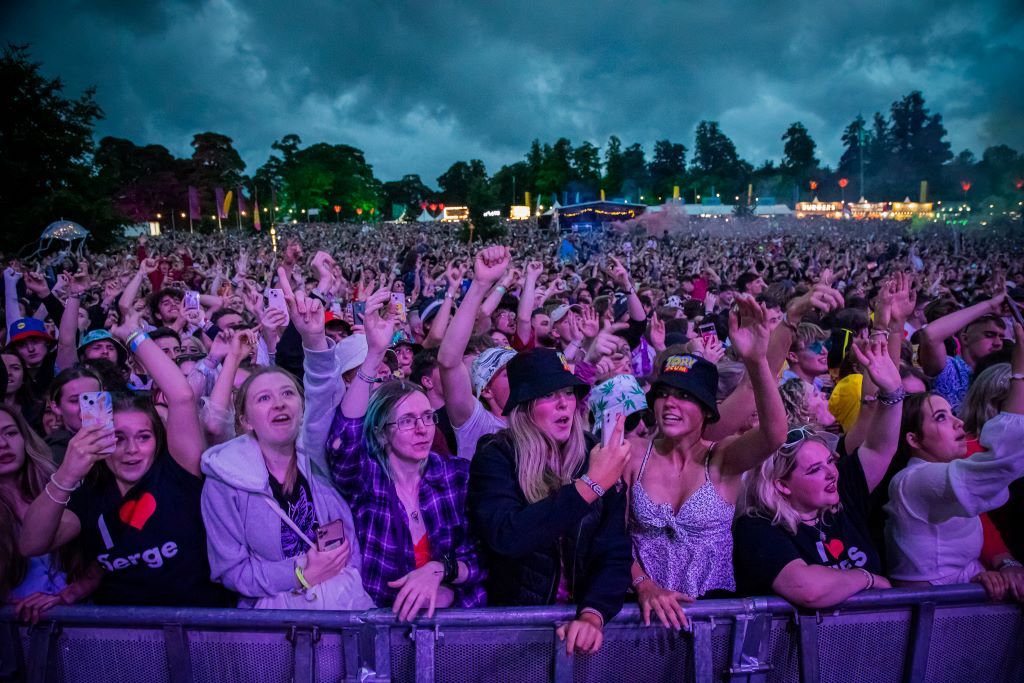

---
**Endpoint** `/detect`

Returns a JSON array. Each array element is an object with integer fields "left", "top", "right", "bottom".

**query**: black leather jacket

[{"left": 468, "top": 431, "right": 631, "bottom": 623}]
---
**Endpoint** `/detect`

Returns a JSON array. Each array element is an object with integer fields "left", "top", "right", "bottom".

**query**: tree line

[{"left": 2, "top": 44, "right": 1023, "bottom": 249}]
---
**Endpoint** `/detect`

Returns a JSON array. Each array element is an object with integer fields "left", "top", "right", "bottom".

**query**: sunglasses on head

[{"left": 784, "top": 425, "right": 841, "bottom": 453}]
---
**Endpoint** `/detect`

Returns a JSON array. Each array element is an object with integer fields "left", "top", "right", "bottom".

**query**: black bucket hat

[
  {"left": 502, "top": 348, "right": 589, "bottom": 415},
  {"left": 647, "top": 353, "right": 720, "bottom": 423}
]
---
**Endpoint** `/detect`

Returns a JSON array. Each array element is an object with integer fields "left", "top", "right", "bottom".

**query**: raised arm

[
  {"left": 607, "top": 256, "right": 646, "bottom": 322},
  {"left": 515, "top": 261, "right": 543, "bottom": 346},
  {"left": 718, "top": 295, "right": 788, "bottom": 475},
  {"left": 437, "top": 247, "right": 510, "bottom": 427},
  {"left": 4, "top": 267, "right": 22, "bottom": 333},
  {"left": 848, "top": 339, "right": 904, "bottom": 491},
  {"left": 119, "top": 259, "right": 157, "bottom": 316},
  {"left": 114, "top": 313, "right": 206, "bottom": 476},
  {"left": 918, "top": 294, "right": 1003, "bottom": 376},
  {"left": 55, "top": 290, "right": 81, "bottom": 372},
  {"left": 340, "top": 287, "right": 394, "bottom": 419},
  {"left": 422, "top": 264, "right": 462, "bottom": 349}
]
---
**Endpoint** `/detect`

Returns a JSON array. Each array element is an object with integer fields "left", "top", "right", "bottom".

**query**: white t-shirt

[{"left": 454, "top": 399, "right": 506, "bottom": 460}]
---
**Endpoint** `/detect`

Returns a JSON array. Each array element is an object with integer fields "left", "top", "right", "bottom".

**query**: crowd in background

[{"left": 2, "top": 216, "right": 1023, "bottom": 655}]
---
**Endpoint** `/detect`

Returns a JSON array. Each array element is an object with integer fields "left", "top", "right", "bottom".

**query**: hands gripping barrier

[{"left": 2, "top": 585, "right": 1021, "bottom": 682}]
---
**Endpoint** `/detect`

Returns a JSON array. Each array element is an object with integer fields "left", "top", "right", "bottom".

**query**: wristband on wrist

[
  {"left": 857, "top": 567, "right": 875, "bottom": 590},
  {"left": 441, "top": 552, "right": 459, "bottom": 584},
  {"left": 127, "top": 331, "right": 151, "bottom": 354},
  {"left": 579, "top": 607, "right": 605, "bottom": 627},
  {"left": 295, "top": 564, "right": 312, "bottom": 590},
  {"left": 356, "top": 370, "right": 381, "bottom": 384},
  {"left": 998, "top": 558, "right": 1023, "bottom": 570},
  {"left": 877, "top": 386, "right": 906, "bottom": 406},
  {"left": 579, "top": 474, "right": 606, "bottom": 497},
  {"left": 631, "top": 574, "right": 649, "bottom": 589}
]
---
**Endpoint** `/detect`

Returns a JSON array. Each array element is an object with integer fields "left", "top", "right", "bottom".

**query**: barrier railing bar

[
  {"left": 0, "top": 585, "right": 991, "bottom": 633},
  {"left": 342, "top": 629, "right": 361, "bottom": 683},
  {"left": 797, "top": 615, "right": 820, "bottom": 683},
  {"left": 413, "top": 626, "right": 435, "bottom": 683},
  {"left": 903, "top": 602, "right": 934, "bottom": 683},
  {"left": 26, "top": 621, "right": 57, "bottom": 683},
  {"left": 728, "top": 611, "right": 772, "bottom": 683},
  {"left": 288, "top": 626, "right": 317, "bottom": 683},
  {"left": 162, "top": 624, "right": 193, "bottom": 683},
  {"left": 692, "top": 619, "right": 714, "bottom": 683},
  {"left": 552, "top": 628, "right": 573, "bottom": 683},
  {"left": 0, "top": 621, "right": 21, "bottom": 679},
  {"left": 373, "top": 624, "right": 391, "bottom": 681}
]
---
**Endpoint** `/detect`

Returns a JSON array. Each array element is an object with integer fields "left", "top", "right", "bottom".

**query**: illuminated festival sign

[{"left": 509, "top": 205, "right": 531, "bottom": 220}]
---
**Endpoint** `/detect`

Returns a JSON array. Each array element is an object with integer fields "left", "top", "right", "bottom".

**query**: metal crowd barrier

[{"left": 2, "top": 584, "right": 1021, "bottom": 682}]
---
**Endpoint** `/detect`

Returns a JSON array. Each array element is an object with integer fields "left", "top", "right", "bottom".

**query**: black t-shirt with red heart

[
  {"left": 732, "top": 451, "right": 882, "bottom": 597},
  {"left": 69, "top": 452, "right": 231, "bottom": 606}
]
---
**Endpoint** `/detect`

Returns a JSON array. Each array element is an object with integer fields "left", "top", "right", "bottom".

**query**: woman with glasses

[
  {"left": 733, "top": 339, "right": 904, "bottom": 608},
  {"left": 325, "top": 288, "right": 485, "bottom": 621},
  {"left": 624, "top": 295, "right": 787, "bottom": 630}
]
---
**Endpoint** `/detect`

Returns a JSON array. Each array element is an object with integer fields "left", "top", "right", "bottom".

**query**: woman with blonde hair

[
  {"left": 469, "top": 347, "right": 632, "bottom": 656},
  {"left": 733, "top": 339, "right": 903, "bottom": 608}
]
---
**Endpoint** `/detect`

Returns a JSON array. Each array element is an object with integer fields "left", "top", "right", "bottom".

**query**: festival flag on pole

[
  {"left": 253, "top": 198, "right": 262, "bottom": 231},
  {"left": 237, "top": 186, "right": 248, "bottom": 214},
  {"left": 222, "top": 190, "right": 234, "bottom": 219},
  {"left": 188, "top": 186, "right": 201, "bottom": 220},
  {"left": 214, "top": 188, "right": 227, "bottom": 219}
]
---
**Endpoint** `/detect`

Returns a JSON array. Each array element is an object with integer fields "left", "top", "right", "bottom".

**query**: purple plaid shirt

[{"left": 325, "top": 413, "right": 486, "bottom": 608}]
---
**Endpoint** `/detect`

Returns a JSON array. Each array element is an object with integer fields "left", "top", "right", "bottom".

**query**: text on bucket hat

[{"left": 648, "top": 353, "right": 720, "bottom": 423}]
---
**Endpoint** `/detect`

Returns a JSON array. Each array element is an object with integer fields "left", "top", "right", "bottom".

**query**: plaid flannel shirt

[{"left": 325, "top": 412, "right": 486, "bottom": 608}]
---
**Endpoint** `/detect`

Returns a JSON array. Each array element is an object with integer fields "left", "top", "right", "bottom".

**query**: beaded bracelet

[
  {"left": 49, "top": 473, "right": 82, "bottom": 493},
  {"left": 357, "top": 370, "right": 380, "bottom": 384},
  {"left": 43, "top": 482, "right": 71, "bottom": 506},
  {"left": 877, "top": 386, "right": 907, "bottom": 406}
]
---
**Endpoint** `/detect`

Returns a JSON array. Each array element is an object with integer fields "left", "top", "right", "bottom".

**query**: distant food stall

[
  {"left": 847, "top": 197, "right": 887, "bottom": 220},
  {"left": 795, "top": 198, "right": 843, "bottom": 219},
  {"left": 441, "top": 206, "right": 469, "bottom": 222},
  {"left": 889, "top": 198, "right": 934, "bottom": 221}
]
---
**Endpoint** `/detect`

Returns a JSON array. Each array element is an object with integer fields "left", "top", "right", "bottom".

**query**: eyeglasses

[{"left": 385, "top": 412, "right": 439, "bottom": 431}]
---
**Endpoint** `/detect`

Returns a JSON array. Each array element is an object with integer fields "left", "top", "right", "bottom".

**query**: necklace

[
  {"left": 395, "top": 484, "right": 421, "bottom": 524},
  {"left": 802, "top": 513, "right": 826, "bottom": 541}
]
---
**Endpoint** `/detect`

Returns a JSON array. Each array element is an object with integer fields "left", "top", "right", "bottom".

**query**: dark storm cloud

[{"left": 3, "top": 0, "right": 1022, "bottom": 183}]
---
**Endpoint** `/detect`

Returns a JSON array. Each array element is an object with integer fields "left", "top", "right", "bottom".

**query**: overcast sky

[{"left": 4, "top": 0, "right": 1022, "bottom": 185}]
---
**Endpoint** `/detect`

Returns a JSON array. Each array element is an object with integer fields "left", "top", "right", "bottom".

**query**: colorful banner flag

[
  {"left": 237, "top": 186, "right": 248, "bottom": 214},
  {"left": 222, "top": 190, "right": 234, "bottom": 219},
  {"left": 214, "top": 187, "right": 226, "bottom": 219},
  {"left": 188, "top": 186, "right": 201, "bottom": 220},
  {"left": 253, "top": 198, "right": 262, "bottom": 231}
]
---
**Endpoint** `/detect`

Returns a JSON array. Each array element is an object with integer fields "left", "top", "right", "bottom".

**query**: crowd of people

[{"left": 2, "top": 215, "right": 1023, "bottom": 655}]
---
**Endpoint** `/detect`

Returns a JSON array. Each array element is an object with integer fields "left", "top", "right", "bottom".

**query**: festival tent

[
  {"left": 415, "top": 209, "right": 435, "bottom": 222},
  {"left": 754, "top": 203, "right": 794, "bottom": 216}
]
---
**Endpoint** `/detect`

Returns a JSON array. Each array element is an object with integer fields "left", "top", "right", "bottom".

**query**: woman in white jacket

[
  {"left": 200, "top": 284, "right": 372, "bottom": 609},
  {"left": 885, "top": 322, "right": 1024, "bottom": 601}
]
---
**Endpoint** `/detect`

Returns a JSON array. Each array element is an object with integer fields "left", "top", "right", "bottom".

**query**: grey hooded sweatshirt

[{"left": 200, "top": 341, "right": 372, "bottom": 607}]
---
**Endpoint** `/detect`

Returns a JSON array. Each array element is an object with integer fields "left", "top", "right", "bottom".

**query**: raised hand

[
  {"left": 728, "top": 294, "right": 771, "bottom": 364},
  {"left": 607, "top": 255, "right": 632, "bottom": 289},
  {"left": 473, "top": 246, "right": 511, "bottom": 286},
  {"left": 648, "top": 311, "right": 666, "bottom": 352},
  {"left": 578, "top": 305, "right": 601, "bottom": 339},
  {"left": 23, "top": 272, "right": 50, "bottom": 298},
  {"left": 786, "top": 281, "right": 845, "bottom": 322},
  {"left": 363, "top": 287, "right": 396, "bottom": 357},
  {"left": 278, "top": 266, "right": 325, "bottom": 349},
  {"left": 525, "top": 260, "right": 544, "bottom": 281},
  {"left": 889, "top": 271, "right": 917, "bottom": 323},
  {"left": 850, "top": 338, "right": 901, "bottom": 394}
]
